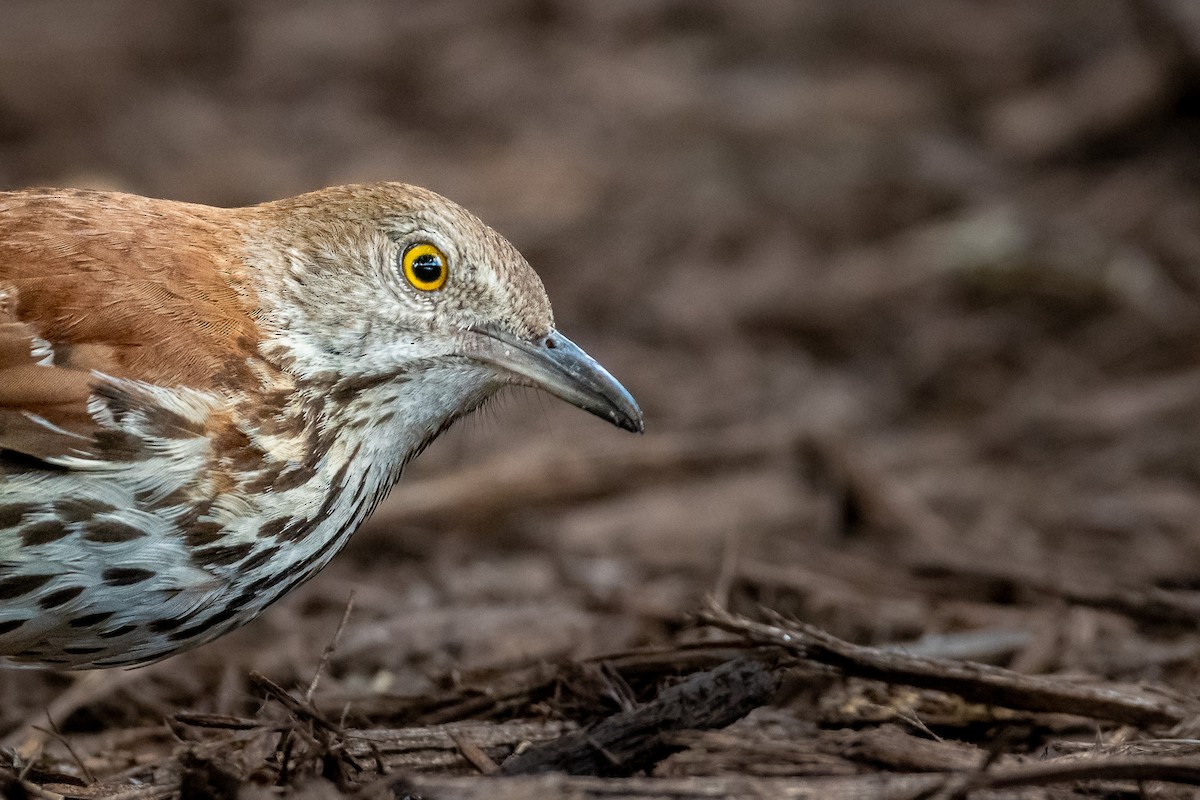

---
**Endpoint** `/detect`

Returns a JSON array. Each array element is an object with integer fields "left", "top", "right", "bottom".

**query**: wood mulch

[{"left": 6, "top": 1, "right": 1200, "bottom": 797}]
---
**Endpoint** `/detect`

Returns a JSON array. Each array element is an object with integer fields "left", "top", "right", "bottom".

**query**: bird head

[{"left": 244, "top": 183, "right": 643, "bottom": 434}]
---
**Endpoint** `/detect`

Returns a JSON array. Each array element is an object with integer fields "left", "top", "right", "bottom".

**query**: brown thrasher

[{"left": 0, "top": 183, "right": 642, "bottom": 668}]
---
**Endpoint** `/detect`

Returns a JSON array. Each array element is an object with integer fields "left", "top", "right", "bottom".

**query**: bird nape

[{"left": 0, "top": 182, "right": 642, "bottom": 668}]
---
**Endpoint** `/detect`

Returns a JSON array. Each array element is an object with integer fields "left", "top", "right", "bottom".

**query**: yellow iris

[{"left": 401, "top": 243, "right": 448, "bottom": 291}]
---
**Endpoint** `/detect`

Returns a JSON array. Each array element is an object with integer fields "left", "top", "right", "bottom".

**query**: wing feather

[
  {"left": 0, "top": 189, "right": 260, "bottom": 465},
  {"left": 0, "top": 294, "right": 101, "bottom": 460}
]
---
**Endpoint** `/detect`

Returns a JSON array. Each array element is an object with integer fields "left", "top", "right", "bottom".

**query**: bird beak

[{"left": 463, "top": 326, "right": 644, "bottom": 433}]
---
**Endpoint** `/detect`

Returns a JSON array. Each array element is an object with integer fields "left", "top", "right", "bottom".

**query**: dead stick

[
  {"left": 501, "top": 656, "right": 782, "bottom": 777},
  {"left": 387, "top": 763, "right": 1200, "bottom": 800},
  {"left": 448, "top": 730, "right": 501, "bottom": 775},
  {"left": 305, "top": 592, "right": 355, "bottom": 703},
  {"left": 964, "top": 756, "right": 1200, "bottom": 792},
  {"left": 698, "top": 602, "right": 1190, "bottom": 728},
  {"left": 249, "top": 671, "right": 342, "bottom": 734}
]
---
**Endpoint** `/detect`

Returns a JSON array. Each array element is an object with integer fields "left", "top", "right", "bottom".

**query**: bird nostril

[{"left": 544, "top": 337, "right": 557, "bottom": 349}]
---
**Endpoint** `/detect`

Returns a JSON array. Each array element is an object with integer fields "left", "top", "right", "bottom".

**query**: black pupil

[{"left": 411, "top": 253, "right": 443, "bottom": 284}]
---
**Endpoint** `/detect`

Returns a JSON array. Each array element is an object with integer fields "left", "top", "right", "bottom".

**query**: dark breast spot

[
  {"left": 184, "top": 523, "right": 226, "bottom": 548},
  {"left": 70, "top": 611, "right": 116, "bottom": 628},
  {"left": 311, "top": 457, "right": 355, "bottom": 522},
  {"left": 20, "top": 521, "right": 70, "bottom": 547},
  {"left": 257, "top": 516, "right": 293, "bottom": 540},
  {"left": 0, "top": 619, "right": 27, "bottom": 635},
  {"left": 148, "top": 617, "right": 184, "bottom": 633},
  {"left": 201, "top": 606, "right": 242, "bottom": 629},
  {"left": 275, "top": 559, "right": 308, "bottom": 583},
  {"left": 242, "top": 463, "right": 283, "bottom": 494},
  {"left": 83, "top": 519, "right": 146, "bottom": 543},
  {"left": 270, "top": 463, "right": 318, "bottom": 492},
  {"left": 99, "top": 623, "right": 138, "bottom": 638},
  {"left": 239, "top": 547, "right": 280, "bottom": 573},
  {"left": 0, "top": 574, "right": 54, "bottom": 599},
  {"left": 101, "top": 567, "right": 155, "bottom": 586},
  {"left": 210, "top": 422, "right": 268, "bottom": 471},
  {"left": 168, "top": 620, "right": 213, "bottom": 642},
  {"left": 62, "top": 645, "right": 106, "bottom": 656},
  {"left": 135, "top": 485, "right": 190, "bottom": 507},
  {"left": 39, "top": 586, "right": 85, "bottom": 609},
  {"left": 54, "top": 499, "right": 115, "bottom": 524},
  {"left": 240, "top": 575, "right": 275, "bottom": 598},
  {"left": 0, "top": 503, "right": 36, "bottom": 529},
  {"left": 192, "top": 542, "right": 254, "bottom": 568}
]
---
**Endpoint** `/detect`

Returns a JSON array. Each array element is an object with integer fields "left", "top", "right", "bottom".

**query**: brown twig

[
  {"left": 697, "top": 601, "right": 1191, "bottom": 728},
  {"left": 501, "top": 655, "right": 783, "bottom": 777},
  {"left": 305, "top": 592, "right": 355, "bottom": 703},
  {"left": 354, "top": 642, "right": 756, "bottom": 726},
  {"left": 386, "top": 763, "right": 1200, "bottom": 800},
  {"left": 32, "top": 718, "right": 94, "bottom": 785},
  {"left": 950, "top": 755, "right": 1200, "bottom": 796},
  {"left": 250, "top": 671, "right": 342, "bottom": 734},
  {"left": 449, "top": 730, "right": 501, "bottom": 775}
]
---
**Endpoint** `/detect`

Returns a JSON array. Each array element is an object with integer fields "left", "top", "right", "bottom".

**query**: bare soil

[{"left": 5, "top": 1, "right": 1200, "bottom": 797}]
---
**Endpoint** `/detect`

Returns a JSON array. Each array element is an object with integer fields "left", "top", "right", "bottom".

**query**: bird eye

[{"left": 400, "top": 243, "right": 448, "bottom": 291}]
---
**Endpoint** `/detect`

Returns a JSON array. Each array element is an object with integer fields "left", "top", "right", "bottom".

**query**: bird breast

[{"left": 0, "top": 372, "right": 387, "bottom": 667}]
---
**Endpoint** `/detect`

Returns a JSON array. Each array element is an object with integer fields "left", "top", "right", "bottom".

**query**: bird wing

[
  {"left": 0, "top": 284, "right": 204, "bottom": 465},
  {"left": 0, "top": 189, "right": 260, "bottom": 465},
  {"left": 0, "top": 293, "right": 101, "bottom": 461}
]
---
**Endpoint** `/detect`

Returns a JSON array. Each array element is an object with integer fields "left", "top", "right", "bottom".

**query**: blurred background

[{"left": 5, "top": 0, "right": 1200, "bottom": 787}]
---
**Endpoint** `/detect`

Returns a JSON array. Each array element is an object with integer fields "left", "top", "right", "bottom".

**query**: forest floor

[{"left": 6, "top": 1, "right": 1200, "bottom": 797}]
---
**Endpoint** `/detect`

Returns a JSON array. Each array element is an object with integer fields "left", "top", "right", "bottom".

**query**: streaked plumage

[{"left": 0, "top": 184, "right": 641, "bottom": 668}]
